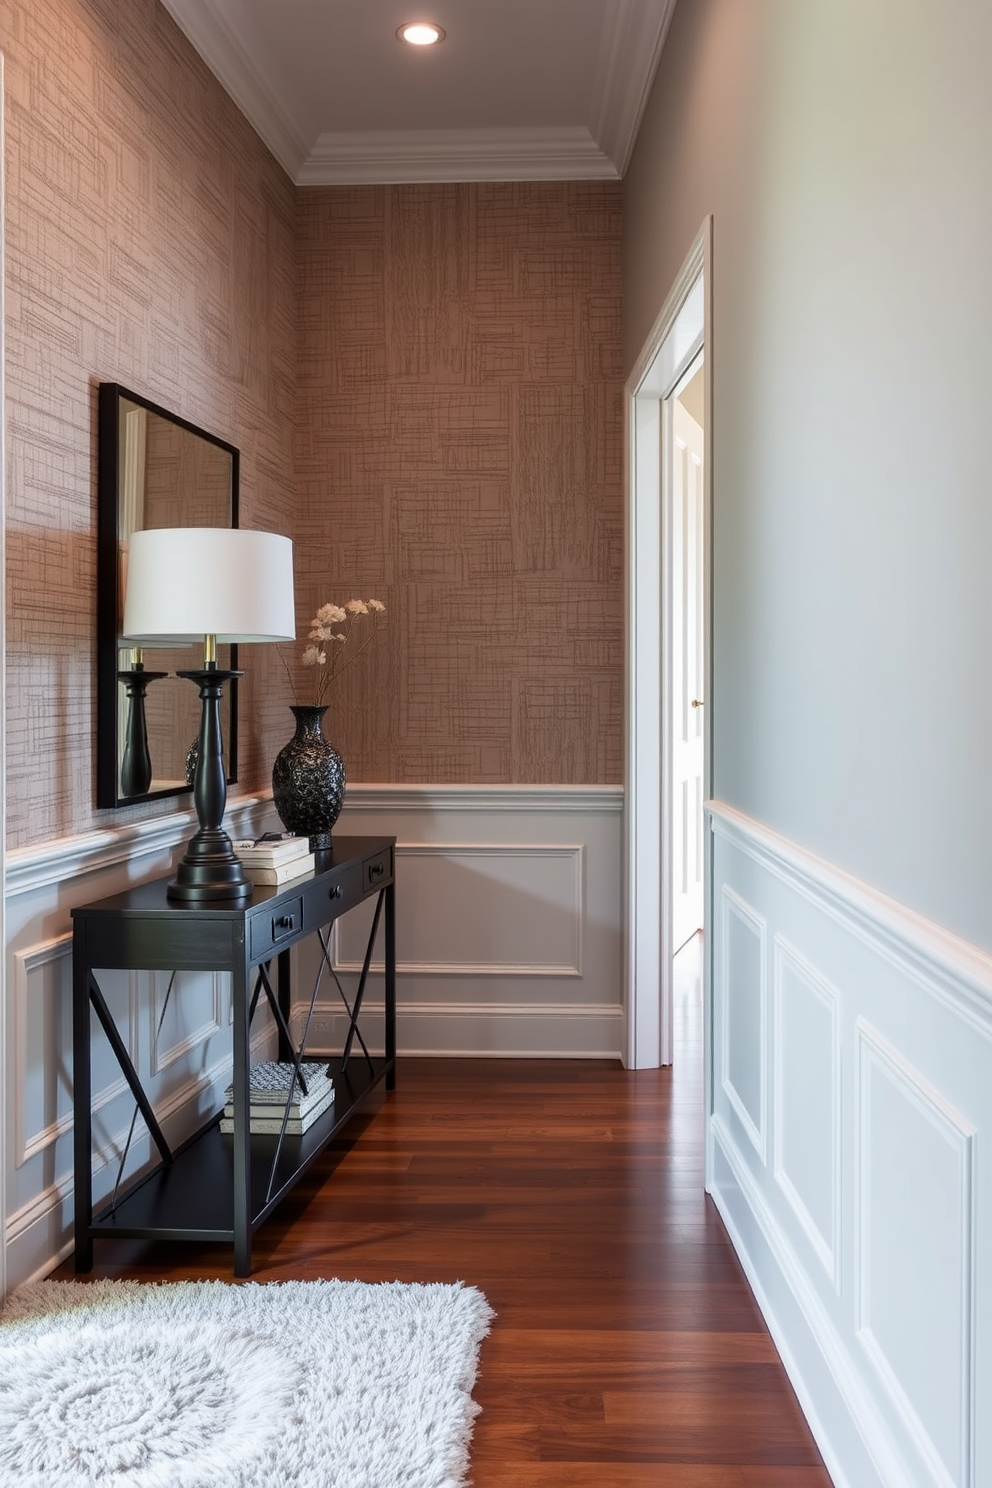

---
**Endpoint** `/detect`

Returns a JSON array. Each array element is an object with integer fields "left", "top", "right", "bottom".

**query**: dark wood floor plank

[
  {"left": 56, "top": 936, "right": 830, "bottom": 1483},
  {"left": 481, "top": 1329, "right": 781, "bottom": 1368}
]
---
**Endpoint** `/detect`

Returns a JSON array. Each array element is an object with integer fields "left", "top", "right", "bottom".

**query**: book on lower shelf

[
  {"left": 224, "top": 1060, "right": 334, "bottom": 1110},
  {"left": 222, "top": 1079, "right": 334, "bottom": 1119},
  {"left": 220, "top": 1083, "right": 336, "bottom": 1135}
]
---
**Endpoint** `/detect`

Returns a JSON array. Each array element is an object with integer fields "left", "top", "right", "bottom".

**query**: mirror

[{"left": 97, "top": 383, "right": 240, "bottom": 808}]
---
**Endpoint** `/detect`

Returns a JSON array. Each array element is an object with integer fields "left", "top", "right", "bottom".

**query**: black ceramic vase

[{"left": 272, "top": 705, "right": 346, "bottom": 851}]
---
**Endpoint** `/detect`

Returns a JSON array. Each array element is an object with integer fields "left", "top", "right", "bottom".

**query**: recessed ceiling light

[{"left": 397, "top": 21, "right": 446, "bottom": 46}]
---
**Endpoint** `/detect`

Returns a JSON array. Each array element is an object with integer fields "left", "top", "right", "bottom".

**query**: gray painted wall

[{"left": 625, "top": 0, "right": 992, "bottom": 950}]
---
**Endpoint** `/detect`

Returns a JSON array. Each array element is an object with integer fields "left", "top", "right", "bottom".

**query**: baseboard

[{"left": 298, "top": 999, "right": 624, "bottom": 1060}]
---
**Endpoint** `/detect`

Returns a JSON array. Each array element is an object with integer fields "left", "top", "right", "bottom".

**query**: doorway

[
  {"left": 671, "top": 358, "right": 705, "bottom": 956},
  {"left": 624, "top": 221, "right": 711, "bottom": 1070}
]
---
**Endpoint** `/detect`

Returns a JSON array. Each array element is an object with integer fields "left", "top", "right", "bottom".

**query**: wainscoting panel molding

[
  {"left": 12, "top": 938, "right": 142, "bottom": 1172},
  {"left": 856, "top": 1019, "right": 976, "bottom": 1488},
  {"left": 772, "top": 935, "right": 841, "bottom": 1291},
  {"left": 719, "top": 886, "right": 767, "bottom": 1163},
  {"left": 707, "top": 801, "right": 991, "bottom": 1488},
  {"left": 3, "top": 785, "right": 623, "bottom": 1288},
  {"left": 149, "top": 970, "right": 228, "bottom": 1076},
  {"left": 13, "top": 935, "right": 82, "bottom": 1169},
  {"left": 307, "top": 786, "right": 623, "bottom": 1059},
  {"left": 334, "top": 843, "right": 584, "bottom": 978}
]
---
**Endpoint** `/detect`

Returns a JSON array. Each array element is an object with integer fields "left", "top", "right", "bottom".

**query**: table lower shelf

[{"left": 88, "top": 1054, "right": 393, "bottom": 1244}]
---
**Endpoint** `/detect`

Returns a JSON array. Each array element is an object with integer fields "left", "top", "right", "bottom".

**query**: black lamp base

[
  {"left": 169, "top": 664, "right": 247, "bottom": 904},
  {"left": 169, "top": 827, "right": 251, "bottom": 904}
]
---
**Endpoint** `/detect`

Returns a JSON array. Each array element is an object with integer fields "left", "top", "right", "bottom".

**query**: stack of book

[
  {"left": 232, "top": 835, "right": 315, "bottom": 885},
  {"left": 220, "top": 1060, "right": 335, "bottom": 1135}
]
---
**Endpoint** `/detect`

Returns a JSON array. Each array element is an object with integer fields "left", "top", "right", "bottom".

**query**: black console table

[{"left": 71, "top": 835, "right": 395, "bottom": 1276}]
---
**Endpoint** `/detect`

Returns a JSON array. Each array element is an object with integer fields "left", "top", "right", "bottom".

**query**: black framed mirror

[{"left": 97, "top": 383, "right": 240, "bottom": 808}]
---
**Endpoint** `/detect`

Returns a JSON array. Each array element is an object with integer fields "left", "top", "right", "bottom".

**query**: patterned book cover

[{"left": 224, "top": 1061, "right": 333, "bottom": 1108}]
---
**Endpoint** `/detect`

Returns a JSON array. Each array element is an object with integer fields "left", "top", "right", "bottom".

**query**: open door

[
  {"left": 625, "top": 221, "right": 711, "bottom": 1070},
  {"left": 671, "top": 372, "right": 705, "bottom": 953}
]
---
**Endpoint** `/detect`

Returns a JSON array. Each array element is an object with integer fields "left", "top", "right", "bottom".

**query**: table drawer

[
  {"left": 249, "top": 896, "right": 304, "bottom": 960},
  {"left": 363, "top": 846, "right": 392, "bottom": 894},
  {"left": 309, "top": 862, "right": 363, "bottom": 924}
]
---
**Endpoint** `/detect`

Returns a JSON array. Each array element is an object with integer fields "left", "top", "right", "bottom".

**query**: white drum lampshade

[{"left": 122, "top": 528, "right": 295, "bottom": 646}]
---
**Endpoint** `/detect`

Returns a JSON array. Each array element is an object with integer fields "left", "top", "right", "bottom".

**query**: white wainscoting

[
  {"left": 707, "top": 801, "right": 990, "bottom": 1488},
  {"left": 2, "top": 784, "right": 623, "bottom": 1290},
  {"left": 304, "top": 785, "right": 624, "bottom": 1058}
]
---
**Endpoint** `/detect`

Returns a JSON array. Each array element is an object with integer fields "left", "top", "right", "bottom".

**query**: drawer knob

[
  {"left": 329, "top": 884, "right": 342, "bottom": 900},
  {"left": 369, "top": 862, "right": 384, "bottom": 878},
  {"left": 275, "top": 915, "right": 295, "bottom": 930}
]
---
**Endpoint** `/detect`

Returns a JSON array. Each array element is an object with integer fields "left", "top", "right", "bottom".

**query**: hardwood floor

[{"left": 58, "top": 937, "right": 831, "bottom": 1485}]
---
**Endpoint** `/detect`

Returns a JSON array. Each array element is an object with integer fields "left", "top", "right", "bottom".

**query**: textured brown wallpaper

[
  {"left": 3, "top": 1, "right": 623, "bottom": 849},
  {"left": 293, "top": 182, "right": 623, "bottom": 785},
  {"left": 2, "top": 0, "right": 298, "bottom": 848}
]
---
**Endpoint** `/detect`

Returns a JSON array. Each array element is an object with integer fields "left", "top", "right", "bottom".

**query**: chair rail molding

[
  {"left": 4, "top": 793, "right": 273, "bottom": 898},
  {"left": 707, "top": 801, "right": 992, "bottom": 1032},
  {"left": 341, "top": 783, "right": 622, "bottom": 813}
]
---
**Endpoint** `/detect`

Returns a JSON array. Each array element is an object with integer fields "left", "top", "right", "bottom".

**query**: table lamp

[{"left": 122, "top": 527, "right": 295, "bottom": 903}]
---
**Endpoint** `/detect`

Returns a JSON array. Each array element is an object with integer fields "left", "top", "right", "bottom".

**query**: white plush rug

[{"left": 0, "top": 1278, "right": 493, "bottom": 1488}]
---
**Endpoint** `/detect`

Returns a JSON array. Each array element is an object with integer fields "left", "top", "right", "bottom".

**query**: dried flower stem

[{"left": 283, "top": 599, "right": 386, "bottom": 708}]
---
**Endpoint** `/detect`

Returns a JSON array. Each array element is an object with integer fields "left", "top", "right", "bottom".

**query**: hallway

[{"left": 61, "top": 937, "right": 830, "bottom": 1484}]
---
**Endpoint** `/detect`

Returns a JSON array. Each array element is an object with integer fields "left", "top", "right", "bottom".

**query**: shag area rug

[{"left": 0, "top": 1278, "right": 493, "bottom": 1488}]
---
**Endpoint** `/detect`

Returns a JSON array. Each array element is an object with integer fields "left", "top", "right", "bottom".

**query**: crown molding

[
  {"left": 297, "top": 128, "right": 618, "bottom": 186},
  {"left": 155, "top": 0, "right": 673, "bottom": 185},
  {"left": 590, "top": 0, "right": 679, "bottom": 176},
  {"left": 157, "top": 0, "right": 310, "bottom": 180}
]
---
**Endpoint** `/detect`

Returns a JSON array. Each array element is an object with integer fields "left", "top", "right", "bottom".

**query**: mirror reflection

[{"left": 97, "top": 384, "right": 240, "bottom": 808}]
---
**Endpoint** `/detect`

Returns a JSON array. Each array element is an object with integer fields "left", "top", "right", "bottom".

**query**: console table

[{"left": 71, "top": 835, "right": 395, "bottom": 1276}]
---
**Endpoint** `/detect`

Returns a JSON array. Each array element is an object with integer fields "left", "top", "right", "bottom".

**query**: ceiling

[{"left": 158, "top": 0, "right": 678, "bottom": 185}]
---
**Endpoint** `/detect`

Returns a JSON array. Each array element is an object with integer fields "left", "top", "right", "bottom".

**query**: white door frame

[{"left": 624, "top": 219, "right": 712, "bottom": 1068}]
